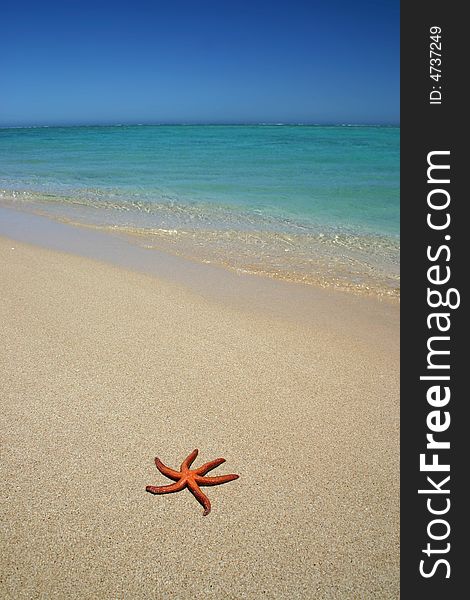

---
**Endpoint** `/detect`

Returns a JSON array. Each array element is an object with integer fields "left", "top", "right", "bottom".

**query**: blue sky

[{"left": 1, "top": 1, "right": 399, "bottom": 126}]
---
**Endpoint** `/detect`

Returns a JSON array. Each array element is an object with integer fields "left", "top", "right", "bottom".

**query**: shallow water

[{"left": 0, "top": 124, "right": 399, "bottom": 296}]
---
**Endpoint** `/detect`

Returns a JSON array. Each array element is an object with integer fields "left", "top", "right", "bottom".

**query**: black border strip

[{"left": 401, "top": 2, "right": 464, "bottom": 597}]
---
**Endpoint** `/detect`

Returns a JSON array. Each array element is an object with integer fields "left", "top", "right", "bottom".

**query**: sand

[{"left": 0, "top": 235, "right": 399, "bottom": 599}]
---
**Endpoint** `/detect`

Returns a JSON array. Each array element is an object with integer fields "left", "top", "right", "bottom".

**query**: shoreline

[
  {"left": 1, "top": 223, "right": 399, "bottom": 597},
  {"left": 0, "top": 205, "right": 399, "bottom": 346},
  {"left": 0, "top": 168, "right": 400, "bottom": 299},
  {"left": 0, "top": 201, "right": 400, "bottom": 304}
]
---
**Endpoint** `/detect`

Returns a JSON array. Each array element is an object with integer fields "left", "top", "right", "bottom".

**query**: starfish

[{"left": 146, "top": 449, "right": 239, "bottom": 516}]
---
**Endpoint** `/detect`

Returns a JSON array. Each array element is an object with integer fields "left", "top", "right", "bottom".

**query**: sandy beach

[{"left": 0, "top": 233, "right": 399, "bottom": 598}]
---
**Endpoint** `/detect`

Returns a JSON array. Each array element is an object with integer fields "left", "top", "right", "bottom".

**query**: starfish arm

[
  {"left": 181, "top": 449, "right": 198, "bottom": 471},
  {"left": 187, "top": 479, "right": 211, "bottom": 516},
  {"left": 146, "top": 479, "right": 186, "bottom": 495},
  {"left": 154, "top": 457, "right": 181, "bottom": 481},
  {"left": 195, "top": 457, "right": 226, "bottom": 475},
  {"left": 195, "top": 473, "right": 240, "bottom": 486}
]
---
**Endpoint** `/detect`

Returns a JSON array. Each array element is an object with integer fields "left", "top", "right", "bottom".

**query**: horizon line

[{"left": 0, "top": 121, "right": 400, "bottom": 129}]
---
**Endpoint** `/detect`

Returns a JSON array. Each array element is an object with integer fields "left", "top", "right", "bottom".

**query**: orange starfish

[{"left": 146, "top": 449, "right": 239, "bottom": 516}]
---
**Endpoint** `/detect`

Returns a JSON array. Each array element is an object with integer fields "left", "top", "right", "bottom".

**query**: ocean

[{"left": 0, "top": 124, "right": 399, "bottom": 296}]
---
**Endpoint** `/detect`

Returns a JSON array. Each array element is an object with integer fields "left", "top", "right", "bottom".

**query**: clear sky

[{"left": 0, "top": 0, "right": 399, "bottom": 126}]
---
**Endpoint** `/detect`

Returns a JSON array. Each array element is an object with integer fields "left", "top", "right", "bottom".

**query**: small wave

[{"left": 1, "top": 187, "right": 399, "bottom": 299}]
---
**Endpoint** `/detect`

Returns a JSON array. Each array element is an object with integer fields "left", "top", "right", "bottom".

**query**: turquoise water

[{"left": 0, "top": 125, "right": 399, "bottom": 295}]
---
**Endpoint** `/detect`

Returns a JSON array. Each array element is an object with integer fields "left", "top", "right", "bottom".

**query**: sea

[{"left": 0, "top": 124, "right": 399, "bottom": 297}]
